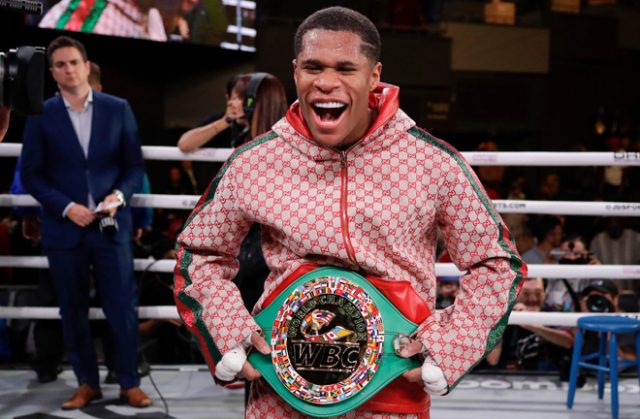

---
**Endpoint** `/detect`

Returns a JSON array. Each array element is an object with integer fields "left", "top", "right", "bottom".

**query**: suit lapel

[
  {"left": 52, "top": 95, "right": 85, "bottom": 161},
  {"left": 88, "top": 91, "right": 105, "bottom": 162}
]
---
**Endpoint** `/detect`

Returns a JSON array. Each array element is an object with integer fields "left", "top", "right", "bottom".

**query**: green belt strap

[{"left": 248, "top": 266, "right": 421, "bottom": 417}]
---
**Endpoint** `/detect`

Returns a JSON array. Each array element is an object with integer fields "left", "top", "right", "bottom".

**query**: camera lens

[
  {"left": 0, "top": 46, "right": 45, "bottom": 115},
  {"left": 586, "top": 295, "right": 612, "bottom": 313}
]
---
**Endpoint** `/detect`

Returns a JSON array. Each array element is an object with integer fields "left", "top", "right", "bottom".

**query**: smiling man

[{"left": 175, "top": 6, "right": 526, "bottom": 418}]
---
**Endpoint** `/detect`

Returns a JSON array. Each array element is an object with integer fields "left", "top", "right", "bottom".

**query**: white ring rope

[
  {"left": 1, "top": 143, "right": 640, "bottom": 166},
  {"left": 1, "top": 256, "right": 639, "bottom": 278},
  {"left": 0, "top": 305, "right": 637, "bottom": 326},
  {"left": 2, "top": 147, "right": 640, "bottom": 328},
  {"left": 1, "top": 194, "right": 640, "bottom": 217}
]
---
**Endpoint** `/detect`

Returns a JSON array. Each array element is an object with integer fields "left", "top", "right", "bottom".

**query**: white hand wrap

[
  {"left": 214, "top": 334, "right": 254, "bottom": 382},
  {"left": 214, "top": 347, "right": 246, "bottom": 382},
  {"left": 421, "top": 361, "right": 448, "bottom": 395}
]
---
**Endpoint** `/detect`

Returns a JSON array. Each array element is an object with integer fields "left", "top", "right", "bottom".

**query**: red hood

[{"left": 285, "top": 83, "right": 401, "bottom": 143}]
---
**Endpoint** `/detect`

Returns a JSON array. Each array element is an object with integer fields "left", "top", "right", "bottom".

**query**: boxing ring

[
  {"left": 1, "top": 143, "right": 639, "bottom": 324},
  {"left": 1, "top": 144, "right": 639, "bottom": 419}
]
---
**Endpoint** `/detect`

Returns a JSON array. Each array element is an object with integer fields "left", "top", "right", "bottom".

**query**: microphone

[
  {"left": 98, "top": 216, "right": 118, "bottom": 236},
  {"left": 94, "top": 199, "right": 123, "bottom": 237}
]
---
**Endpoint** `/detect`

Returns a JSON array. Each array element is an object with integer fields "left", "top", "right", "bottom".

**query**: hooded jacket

[{"left": 175, "top": 83, "right": 526, "bottom": 416}]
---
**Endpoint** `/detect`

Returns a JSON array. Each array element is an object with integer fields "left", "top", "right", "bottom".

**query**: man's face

[
  {"left": 549, "top": 224, "right": 563, "bottom": 247},
  {"left": 50, "top": 47, "right": 90, "bottom": 91},
  {"left": 293, "top": 29, "right": 381, "bottom": 149},
  {"left": 517, "top": 278, "right": 545, "bottom": 311}
]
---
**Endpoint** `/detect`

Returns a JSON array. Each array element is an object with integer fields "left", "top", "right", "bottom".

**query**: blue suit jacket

[{"left": 20, "top": 91, "right": 144, "bottom": 249}]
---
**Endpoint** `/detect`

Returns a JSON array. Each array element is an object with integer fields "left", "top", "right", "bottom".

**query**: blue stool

[{"left": 567, "top": 315, "right": 640, "bottom": 419}]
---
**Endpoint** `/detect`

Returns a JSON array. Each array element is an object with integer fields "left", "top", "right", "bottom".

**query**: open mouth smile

[{"left": 311, "top": 101, "right": 347, "bottom": 129}]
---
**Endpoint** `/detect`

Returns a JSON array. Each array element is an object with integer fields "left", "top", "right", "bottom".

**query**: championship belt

[{"left": 248, "top": 265, "right": 426, "bottom": 417}]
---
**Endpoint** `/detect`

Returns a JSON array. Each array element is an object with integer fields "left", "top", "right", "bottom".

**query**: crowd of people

[{"left": 0, "top": 5, "right": 638, "bottom": 417}]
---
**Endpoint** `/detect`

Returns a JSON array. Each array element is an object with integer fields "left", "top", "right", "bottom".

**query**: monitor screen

[{"left": 30, "top": 0, "right": 256, "bottom": 51}]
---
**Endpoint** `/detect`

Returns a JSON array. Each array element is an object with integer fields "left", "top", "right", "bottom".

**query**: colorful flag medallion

[
  {"left": 248, "top": 265, "right": 422, "bottom": 417},
  {"left": 271, "top": 275, "right": 384, "bottom": 405}
]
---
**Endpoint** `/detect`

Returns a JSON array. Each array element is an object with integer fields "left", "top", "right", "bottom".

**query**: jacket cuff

[{"left": 62, "top": 201, "right": 75, "bottom": 218}]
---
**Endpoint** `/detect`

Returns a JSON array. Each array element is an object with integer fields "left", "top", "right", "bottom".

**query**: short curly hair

[{"left": 294, "top": 6, "right": 381, "bottom": 63}]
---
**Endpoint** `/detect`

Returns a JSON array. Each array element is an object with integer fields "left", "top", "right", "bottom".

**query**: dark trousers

[
  {"left": 33, "top": 270, "right": 64, "bottom": 376},
  {"left": 46, "top": 226, "right": 139, "bottom": 389}
]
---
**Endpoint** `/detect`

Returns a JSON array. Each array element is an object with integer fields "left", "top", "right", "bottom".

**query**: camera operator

[
  {"left": 579, "top": 279, "right": 618, "bottom": 314},
  {"left": 578, "top": 279, "right": 637, "bottom": 363},
  {"left": 548, "top": 237, "right": 601, "bottom": 312},
  {"left": 0, "top": 106, "right": 9, "bottom": 142}
]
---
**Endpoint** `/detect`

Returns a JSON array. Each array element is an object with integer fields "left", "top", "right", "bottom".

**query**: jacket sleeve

[
  {"left": 114, "top": 101, "right": 144, "bottom": 202},
  {"left": 20, "top": 116, "right": 72, "bottom": 217},
  {"left": 10, "top": 156, "right": 41, "bottom": 217},
  {"left": 416, "top": 149, "right": 527, "bottom": 390},
  {"left": 173, "top": 158, "right": 259, "bottom": 375}
]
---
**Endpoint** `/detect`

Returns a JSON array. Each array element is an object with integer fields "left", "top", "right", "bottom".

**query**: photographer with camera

[
  {"left": 547, "top": 236, "right": 601, "bottom": 312},
  {"left": 580, "top": 279, "right": 618, "bottom": 314},
  {"left": 20, "top": 36, "right": 151, "bottom": 410}
]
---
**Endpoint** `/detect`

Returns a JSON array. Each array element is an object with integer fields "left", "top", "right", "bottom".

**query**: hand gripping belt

[{"left": 248, "top": 264, "right": 432, "bottom": 417}]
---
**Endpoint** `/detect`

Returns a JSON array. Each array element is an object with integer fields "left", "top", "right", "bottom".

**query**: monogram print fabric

[{"left": 174, "top": 84, "right": 526, "bottom": 417}]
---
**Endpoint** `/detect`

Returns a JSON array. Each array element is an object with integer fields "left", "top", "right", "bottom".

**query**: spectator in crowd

[
  {"left": 435, "top": 275, "right": 459, "bottom": 309},
  {"left": 485, "top": 277, "right": 574, "bottom": 373},
  {"left": 177, "top": 73, "right": 244, "bottom": 153},
  {"left": 537, "top": 172, "right": 561, "bottom": 200},
  {"left": 546, "top": 236, "right": 601, "bottom": 312},
  {"left": 178, "top": 72, "right": 287, "bottom": 152},
  {"left": 20, "top": 36, "right": 150, "bottom": 409},
  {"left": 578, "top": 279, "right": 637, "bottom": 362},
  {"left": 522, "top": 215, "right": 563, "bottom": 265},
  {"left": 176, "top": 74, "right": 245, "bottom": 192},
  {"left": 579, "top": 279, "right": 618, "bottom": 314},
  {"left": 138, "top": 238, "right": 201, "bottom": 364},
  {"left": 474, "top": 140, "right": 505, "bottom": 199},
  {"left": 180, "top": 160, "right": 199, "bottom": 194},
  {"left": 502, "top": 175, "right": 534, "bottom": 254},
  {"left": 178, "top": 72, "right": 287, "bottom": 311},
  {"left": 590, "top": 217, "right": 640, "bottom": 292}
]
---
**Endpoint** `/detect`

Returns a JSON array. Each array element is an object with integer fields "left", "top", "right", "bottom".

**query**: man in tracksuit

[{"left": 175, "top": 6, "right": 526, "bottom": 418}]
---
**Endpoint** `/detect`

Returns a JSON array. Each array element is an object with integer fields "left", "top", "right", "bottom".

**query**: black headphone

[{"left": 243, "top": 72, "right": 269, "bottom": 122}]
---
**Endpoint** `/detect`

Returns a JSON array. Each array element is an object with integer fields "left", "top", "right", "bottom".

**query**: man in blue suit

[{"left": 20, "top": 36, "right": 151, "bottom": 410}]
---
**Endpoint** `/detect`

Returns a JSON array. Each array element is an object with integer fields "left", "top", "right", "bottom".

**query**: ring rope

[
  {"left": 1, "top": 143, "right": 640, "bottom": 166},
  {"left": 2, "top": 149, "right": 639, "bottom": 328},
  {"left": 1, "top": 194, "right": 639, "bottom": 216},
  {"left": 1, "top": 256, "right": 639, "bottom": 278},
  {"left": 0, "top": 306, "right": 637, "bottom": 326}
]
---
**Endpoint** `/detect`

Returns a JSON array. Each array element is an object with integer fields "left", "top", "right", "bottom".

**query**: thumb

[
  {"left": 251, "top": 331, "right": 270, "bottom": 355},
  {"left": 395, "top": 336, "right": 424, "bottom": 358}
]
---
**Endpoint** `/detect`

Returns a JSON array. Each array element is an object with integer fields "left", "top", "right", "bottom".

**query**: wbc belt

[{"left": 248, "top": 265, "right": 430, "bottom": 417}]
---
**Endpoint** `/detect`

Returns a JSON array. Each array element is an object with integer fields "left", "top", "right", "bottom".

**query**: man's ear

[
  {"left": 369, "top": 61, "right": 382, "bottom": 91},
  {"left": 292, "top": 58, "right": 298, "bottom": 85}
]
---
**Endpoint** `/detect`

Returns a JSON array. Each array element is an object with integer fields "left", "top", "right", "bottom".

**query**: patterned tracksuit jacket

[{"left": 174, "top": 84, "right": 527, "bottom": 418}]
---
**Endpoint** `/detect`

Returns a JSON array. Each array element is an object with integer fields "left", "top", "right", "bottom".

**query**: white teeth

[{"left": 314, "top": 102, "right": 345, "bottom": 109}]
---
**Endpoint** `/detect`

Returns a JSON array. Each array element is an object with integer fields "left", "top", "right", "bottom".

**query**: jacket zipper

[{"left": 340, "top": 151, "right": 358, "bottom": 266}]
